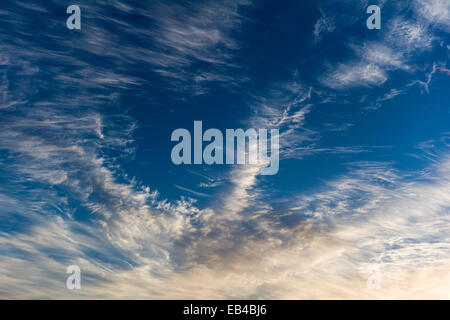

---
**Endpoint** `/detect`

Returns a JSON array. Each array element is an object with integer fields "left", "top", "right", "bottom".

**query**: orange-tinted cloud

[{"left": 437, "top": 67, "right": 450, "bottom": 76}]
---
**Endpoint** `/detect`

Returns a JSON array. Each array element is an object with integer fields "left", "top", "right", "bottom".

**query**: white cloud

[
  {"left": 321, "top": 40, "right": 413, "bottom": 90},
  {"left": 415, "top": 0, "right": 450, "bottom": 31},
  {"left": 387, "top": 19, "right": 435, "bottom": 53},
  {"left": 143, "top": 0, "right": 252, "bottom": 93},
  {"left": 322, "top": 63, "right": 388, "bottom": 89},
  {"left": 313, "top": 10, "right": 335, "bottom": 44},
  {"left": 319, "top": 1, "right": 445, "bottom": 91}
]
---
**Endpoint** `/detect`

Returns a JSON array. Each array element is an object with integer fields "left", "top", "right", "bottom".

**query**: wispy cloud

[
  {"left": 312, "top": 8, "right": 335, "bottom": 44},
  {"left": 414, "top": 0, "right": 450, "bottom": 31},
  {"left": 318, "top": 0, "right": 443, "bottom": 91},
  {"left": 0, "top": 0, "right": 449, "bottom": 299},
  {"left": 141, "top": 0, "right": 252, "bottom": 94}
]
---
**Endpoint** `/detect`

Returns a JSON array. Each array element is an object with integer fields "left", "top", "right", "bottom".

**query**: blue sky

[{"left": 0, "top": 0, "right": 449, "bottom": 298}]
